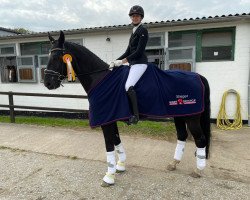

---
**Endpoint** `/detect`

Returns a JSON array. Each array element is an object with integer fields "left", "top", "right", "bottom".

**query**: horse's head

[
  {"left": 6, "top": 65, "right": 17, "bottom": 82},
  {"left": 44, "top": 31, "right": 67, "bottom": 90}
]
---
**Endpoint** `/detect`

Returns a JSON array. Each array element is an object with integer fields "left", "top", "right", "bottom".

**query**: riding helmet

[{"left": 129, "top": 5, "right": 144, "bottom": 18}]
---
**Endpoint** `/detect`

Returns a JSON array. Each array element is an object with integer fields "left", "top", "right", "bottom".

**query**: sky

[{"left": 0, "top": 0, "right": 250, "bottom": 32}]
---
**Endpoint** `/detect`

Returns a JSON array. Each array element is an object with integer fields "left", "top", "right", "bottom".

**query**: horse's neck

[{"left": 65, "top": 42, "right": 109, "bottom": 93}]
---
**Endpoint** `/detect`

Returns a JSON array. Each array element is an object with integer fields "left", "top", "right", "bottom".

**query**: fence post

[{"left": 8, "top": 92, "right": 15, "bottom": 123}]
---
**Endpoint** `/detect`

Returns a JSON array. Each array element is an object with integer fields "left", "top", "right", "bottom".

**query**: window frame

[
  {"left": 168, "top": 27, "right": 236, "bottom": 62},
  {"left": 197, "top": 27, "right": 235, "bottom": 62},
  {"left": 38, "top": 55, "right": 49, "bottom": 82},
  {"left": 0, "top": 44, "right": 16, "bottom": 57},
  {"left": 146, "top": 32, "right": 165, "bottom": 49},
  {"left": 20, "top": 41, "right": 51, "bottom": 56}
]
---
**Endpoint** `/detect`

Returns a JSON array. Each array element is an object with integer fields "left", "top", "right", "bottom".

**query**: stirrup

[{"left": 127, "top": 115, "right": 139, "bottom": 125}]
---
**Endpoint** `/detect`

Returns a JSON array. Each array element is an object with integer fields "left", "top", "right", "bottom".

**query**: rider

[{"left": 111, "top": 5, "right": 148, "bottom": 125}]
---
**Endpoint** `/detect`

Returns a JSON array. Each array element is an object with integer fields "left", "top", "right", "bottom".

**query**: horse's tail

[{"left": 200, "top": 75, "right": 211, "bottom": 159}]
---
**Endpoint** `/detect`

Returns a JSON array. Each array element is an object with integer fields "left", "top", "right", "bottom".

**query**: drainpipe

[{"left": 248, "top": 60, "right": 250, "bottom": 126}]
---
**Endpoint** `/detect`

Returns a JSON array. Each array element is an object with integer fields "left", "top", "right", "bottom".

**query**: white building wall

[
  {"left": 84, "top": 31, "right": 131, "bottom": 63},
  {"left": 196, "top": 23, "right": 250, "bottom": 120}
]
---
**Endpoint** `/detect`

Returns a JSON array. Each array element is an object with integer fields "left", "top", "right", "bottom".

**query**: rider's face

[{"left": 130, "top": 14, "right": 142, "bottom": 25}]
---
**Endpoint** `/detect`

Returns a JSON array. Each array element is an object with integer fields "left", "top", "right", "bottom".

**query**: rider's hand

[
  {"left": 109, "top": 62, "right": 115, "bottom": 68},
  {"left": 114, "top": 60, "right": 123, "bottom": 67}
]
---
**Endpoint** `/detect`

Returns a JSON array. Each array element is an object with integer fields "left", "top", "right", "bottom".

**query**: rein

[{"left": 45, "top": 47, "right": 114, "bottom": 79}]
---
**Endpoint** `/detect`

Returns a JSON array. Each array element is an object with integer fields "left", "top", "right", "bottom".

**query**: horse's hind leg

[
  {"left": 167, "top": 117, "right": 188, "bottom": 171},
  {"left": 101, "top": 122, "right": 126, "bottom": 187},
  {"left": 186, "top": 115, "right": 206, "bottom": 177}
]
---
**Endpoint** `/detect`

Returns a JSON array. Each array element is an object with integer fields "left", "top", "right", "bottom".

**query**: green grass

[
  {"left": 0, "top": 115, "right": 176, "bottom": 140},
  {"left": 0, "top": 115, "right": 90, "bottom": 128}
]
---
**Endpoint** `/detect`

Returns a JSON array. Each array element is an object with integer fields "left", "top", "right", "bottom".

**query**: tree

[{"left": 12, "top": 28, "right": 34, "bottom": 34}]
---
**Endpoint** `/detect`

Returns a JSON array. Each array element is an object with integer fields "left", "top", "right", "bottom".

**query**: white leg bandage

[
  {"left": 115, "top": 143, "right": 126, "bottom": 172},
  {"left": 106, "top": 151, "right": 116, "bottom": 174},
  {"left": 196, "top": 147, "right": 206, "bottom": 170},
  {"left": 103, "top": 151, "right": 116, "bottom": 184},
  {"left": 125, "top": 64, "right": 147, "bottom": 91},
  {"left": 115, "top": 143, "right": 126, "bottom": 162},
  {"left": 174, "top": 140, "right": 186, "bottom": 161}
]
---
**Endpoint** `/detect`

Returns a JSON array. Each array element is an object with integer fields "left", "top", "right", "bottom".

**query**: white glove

[
  {"left": 109, "top": 62, "right": 115, "bottom": 68},
  {"left": 114, "top": 60, "right": 123, "bottom": 67}
]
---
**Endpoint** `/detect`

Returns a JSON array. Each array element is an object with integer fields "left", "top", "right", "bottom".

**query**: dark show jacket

[{"left": 117, "top": 24, "right": 148, "bottom": 65}]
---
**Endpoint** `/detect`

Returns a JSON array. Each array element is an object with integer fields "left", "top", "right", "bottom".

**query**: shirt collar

[{"left": 132, "top": 23, "right": 142, "bottom": 34}]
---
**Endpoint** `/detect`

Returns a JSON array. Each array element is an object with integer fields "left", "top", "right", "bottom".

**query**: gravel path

[{"left": 0, "top": 149, "right": 249, "bottom": 200}]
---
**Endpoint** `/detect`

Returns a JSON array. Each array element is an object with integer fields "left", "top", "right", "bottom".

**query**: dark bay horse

[
  {"left": 6, "top": 65, "right": 17, "bottom": 82},
  {"left": 44, "top": 31, "right": 211, "bottom": 187}
]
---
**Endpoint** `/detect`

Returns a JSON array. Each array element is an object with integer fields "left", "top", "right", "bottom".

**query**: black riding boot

[{"left": 127, "top": 86, "right": 139, "bottom": 125}]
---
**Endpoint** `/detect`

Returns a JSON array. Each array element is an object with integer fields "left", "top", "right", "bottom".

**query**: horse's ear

[
  {"left": 58, "top": 31, "right": 65, "bottom": 45},
  {"left": 48, "top": 32, "right": 55, "bottom": 44}
]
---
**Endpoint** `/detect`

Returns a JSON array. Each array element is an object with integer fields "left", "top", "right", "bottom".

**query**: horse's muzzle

[{"left": 44, "top": 76, "right": 61, "bottom": 90}]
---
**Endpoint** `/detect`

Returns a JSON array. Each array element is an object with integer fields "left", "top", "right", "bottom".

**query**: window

[
  {"left": 146, "top": 33, "right": 164, "bottom": 49},
  {"left": 168, "top": 33, "right": 196, "bottom": 48},
  {"left": 20, "top": 41, "right": 51, "bottom": 55},
  {"left": 17, "top": 56, "right": 36, "bottom": 82},
  {"left": 168, "top": 27, "right": 235, "bottom": 62},
  {"left": 41, "top": 43, "right": 51, "bottom": 54},
  {"left": 169, "top": 48, "right": 193, "bottom": 60},
  {"left": 201, "top": 31, "right": 234, "bottom": 61},
  {"left": 0, "top": 44, "right": 16, "bottom": 56},
  {"left": 146, "top": 33, "right": 165, "bottom": 69},
  {"left": 167, "top": 32, "right": 196, "bottom": 71}
]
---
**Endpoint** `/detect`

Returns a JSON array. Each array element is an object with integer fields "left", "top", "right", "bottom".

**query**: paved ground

[{"left": 0, "top": 123, "right": 249, "bottom": 200}]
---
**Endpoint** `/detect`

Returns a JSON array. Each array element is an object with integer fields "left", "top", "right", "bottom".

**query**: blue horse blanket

[{"left": 88, "top": 63, "right": 204, "bottom": 127}]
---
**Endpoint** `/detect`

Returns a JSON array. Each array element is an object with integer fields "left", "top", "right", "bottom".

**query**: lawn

[{"left": 0, "top": 115, "right": 176, "bottom": 140}]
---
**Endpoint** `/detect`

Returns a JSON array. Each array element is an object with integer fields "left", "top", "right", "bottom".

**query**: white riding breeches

[{"left": 125, "top": 64, "right": 147, "bottom": 91}]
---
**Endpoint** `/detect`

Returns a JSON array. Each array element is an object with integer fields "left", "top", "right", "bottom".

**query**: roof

[
  {"left": 0, "top": 27, "right": 20, "bottom": 34},
  {"left": 0, "top": 12, "right": 250, "bottom": 40}
]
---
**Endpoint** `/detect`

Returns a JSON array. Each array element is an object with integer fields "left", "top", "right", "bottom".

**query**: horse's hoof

[
  {"left": 190, "top": 169, "right": 202, "bottom": 178},
  {"left": 127, "top": 115, "right": 139, "bottom": 125},
  {"left": 102, "top": 172, "right": 115, "bottom": 187},
  {"left": 116, "top": 161, "right": 126, "bottom": 173},
  {"left": 101, "top": 181, "right": 114, "bottom": 187},
  {"left": 116, "top": 169, "right": 126, "bottom": 173},
  {"left": 167, "top": 164, "right": 176, "bottom": 171},
  {"left": 167, "top": 160, "right": 180, "bottom": 171}
]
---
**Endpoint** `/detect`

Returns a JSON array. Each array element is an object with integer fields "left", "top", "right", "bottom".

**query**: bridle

[
  {"left": 44, "top": 47, "right": 66, "bottom": 81},
  {"left": 44, "top": 46, "right": 115, "bottom": 81}
]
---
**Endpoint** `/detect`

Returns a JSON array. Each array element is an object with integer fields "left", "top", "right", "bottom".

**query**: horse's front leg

[
  {"left": 167, "top": 117, "right": 188, "bottom": 171},
  {"left": 101, "top": 122, "right": 126, "bottom": 187}
]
